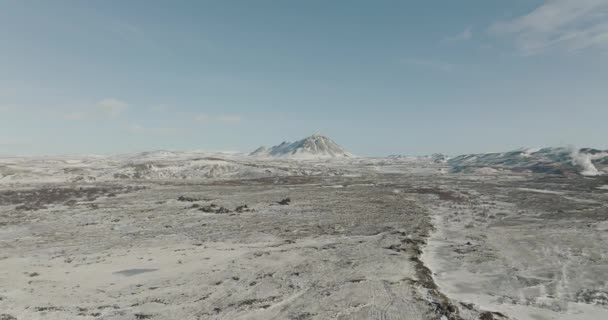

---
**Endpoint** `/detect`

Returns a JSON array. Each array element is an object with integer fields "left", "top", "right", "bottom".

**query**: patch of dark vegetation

[
  {"left": 479, "top": 312, "right": 495, "bottom": 320},
  {"left": 96, "top": 305, "right": 120, "bottom": 310},
  {"left": 235, "top": 205, "right": 253, "bottom": 212},
  {"left": 148, "top": 298, "right": 166, "bottom": 304},
  {"left": 3, "top": 185, "right": 144, "bottom": 211},
  {"left": 400, "top": 237, "right": 426, "bottom": 253},
  {"left": 236, "top": 299, "right": 258, "bottom": 307},
  {"left": 15, "top": 203, "right": 47, "bottom": 211},
  {"left": 229, "top": 296, "right": 281, "bottom": 309},
  {"left": 478, "top": 311, "right": 507, "bottom": 319},
  {"left": 199, "top": 204, "right": 231, "bottom": 214},
  {"left": 411, "top": 188, "right": 467, "bottom": 203},
  {"left": 384, "top": 244, "right": 406, "bottom": 253},
  {"left": 426, "top": 297, "right": 459, "bottom": 320},
  {"left": 278, "top": 198, "right": 291, "bottom": 205},
  {"left": 289, "top": 312, "right": 314, "bottom": 320},
  {"left": 256, "top": 272, "right": 275, "bottom": 279},
  {"left": 194, "top": 203, "right": 253, "bottom": 213},
  {"left": 576, "top": 289, "right": 608, "bottom": 305},
  {"left": 134, "top": 313, "right": 153, "bottom": 319},
  {"left": 0, "top": 314, "right": 17, "bottom": 320},
  {"left": 34, "top": 306, "right": 62, "bottom": 312},
  {"left": 193, "top": 293, "right": 211, "bottom": 302},
  {"left": 177, "top": 196, "right": 199, "bottom": 202},
  {"left": 460, "top": 302, "right": 475, "bottom": 310}
]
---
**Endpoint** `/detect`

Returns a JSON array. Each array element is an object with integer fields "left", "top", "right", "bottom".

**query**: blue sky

[{"left": 1, "top": 0, "right": 607, "bottom": 156}]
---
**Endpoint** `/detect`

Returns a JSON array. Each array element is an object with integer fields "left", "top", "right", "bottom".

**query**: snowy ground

[
  {"left": 422, "top": 174, "right": 608, "bottom": 320},
  {"left": 0, "top": 154, "right": 606, "bottom": 320}
]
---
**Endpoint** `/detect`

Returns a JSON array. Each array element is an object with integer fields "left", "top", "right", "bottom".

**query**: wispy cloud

[
  {"left": 97, "top": 98, "right": 128, "bottom": 116},
  {"left": 398, "top": 58, "right": 455, "bottom": 72},
  {"left": 489, "top": 0, "right": 608, "bottom": 55},
  {"left": 444, "top": 26, "right": 473, "bottom": 42},
  {"left": 61, "top": 98, "right": 129, "bottom": 121},
  {"left": 195, "top": 113, "right": 242, "bottom": 125}
]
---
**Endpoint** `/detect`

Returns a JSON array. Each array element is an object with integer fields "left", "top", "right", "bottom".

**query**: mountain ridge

[{"left": 448, "top": 147, "right": 608, "bottom": 176}]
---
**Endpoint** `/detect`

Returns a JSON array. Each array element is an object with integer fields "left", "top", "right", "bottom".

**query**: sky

[{"left": 1, "top": 0, "right": 608, "bottom": 156}]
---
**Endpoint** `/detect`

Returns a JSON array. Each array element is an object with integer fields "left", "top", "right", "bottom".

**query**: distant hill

[
  {"left": 250, "top": 134, "right": 352, "bottom": 159},
  {"left": 448, "top": 147, "right": 608, "bottom": 176}
]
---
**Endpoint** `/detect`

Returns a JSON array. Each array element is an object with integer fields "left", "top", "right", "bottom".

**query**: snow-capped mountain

[
  {"left": 250, "top": 134, "right": 352, "bottom": 159},
  {"left": 448, "top": 147, "right": 608, "bottom": 176}
]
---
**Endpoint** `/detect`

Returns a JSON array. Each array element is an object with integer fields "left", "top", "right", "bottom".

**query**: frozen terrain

[{"left": 0, "top": 146, "right": 607, "bottom": 320}]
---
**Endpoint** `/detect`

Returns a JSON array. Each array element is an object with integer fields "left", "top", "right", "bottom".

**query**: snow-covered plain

[{"left": 1, "top": 151, "right": 607, "bottom": 320}]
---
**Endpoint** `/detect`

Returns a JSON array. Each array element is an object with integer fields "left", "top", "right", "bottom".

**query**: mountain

[
  {"left": 448, "top": 147, "right": 608, "bottom": 176},
  {"left": 249, "top": 146, "right": 268, "bottom": 156},
  {"left": 250, "top": 134, "right": 352, "bottom": 159}
]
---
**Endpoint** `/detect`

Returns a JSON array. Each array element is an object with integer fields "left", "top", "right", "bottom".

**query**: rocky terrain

[{"left": 0, "top": 144, "right": 607, "bottom": 320}]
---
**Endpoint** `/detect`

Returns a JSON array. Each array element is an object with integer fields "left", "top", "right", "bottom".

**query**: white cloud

[
  {"left": 60, "top": 98, "right": 128, "bottom": 120},
  {"left": 444, "top": 26, "right": 473, "bottom": 42},
  {"left": 399, "top": 58, "right": 455, "bottom": 72},
  {"left": 195, "top": 113, "right": 242, "bottom": 124},
  {"left": 490, "top": 0, "right": 608, "bottom": 55},
  {"left": 97, "top": 98, "right": 128, "bottom": 116}
]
